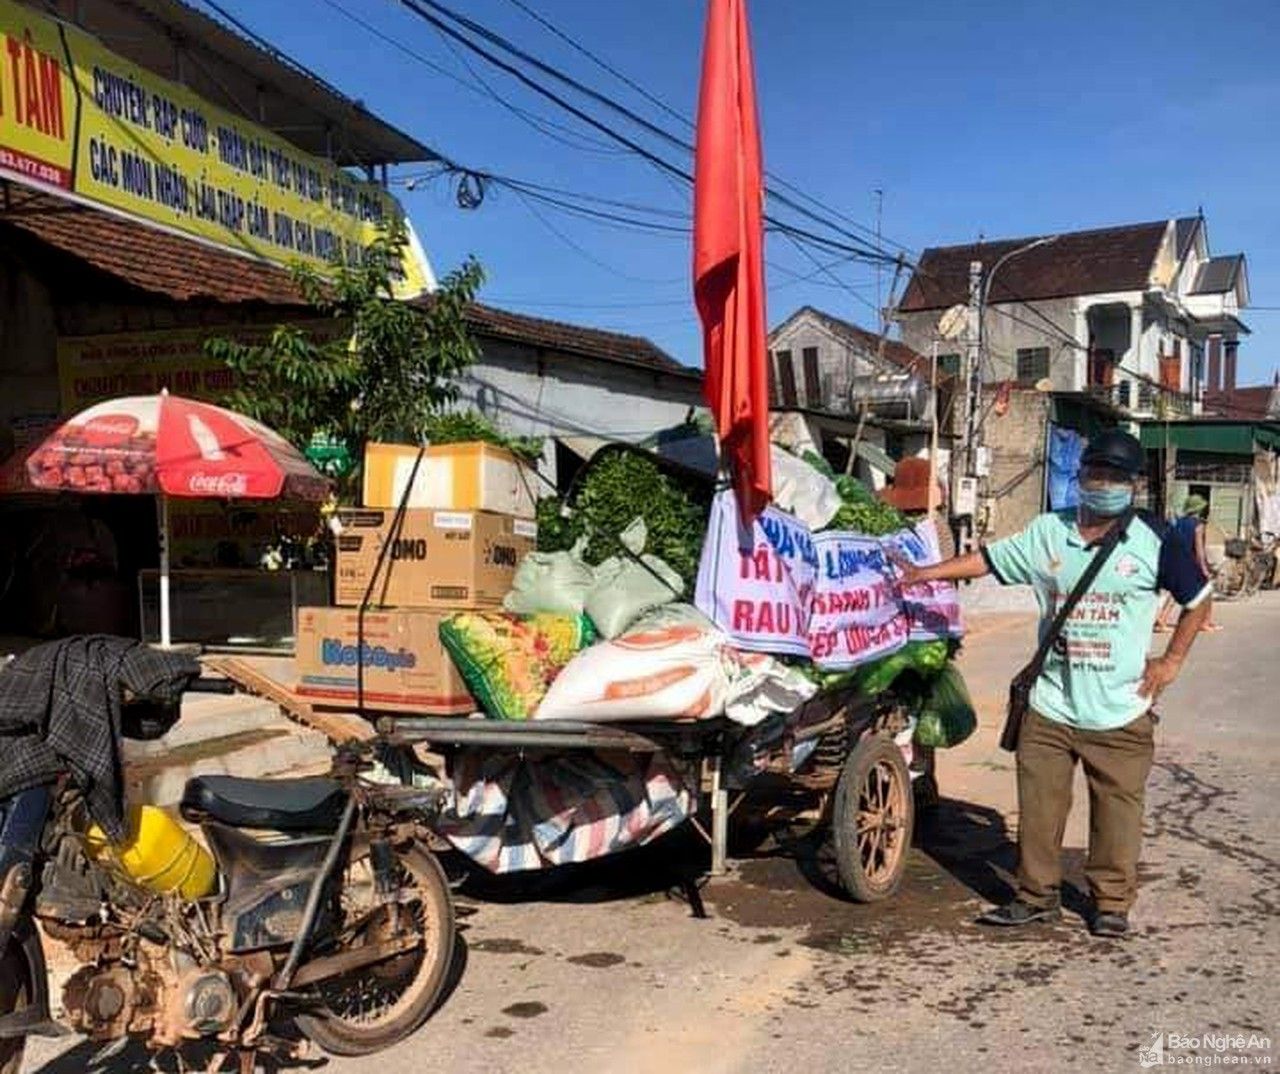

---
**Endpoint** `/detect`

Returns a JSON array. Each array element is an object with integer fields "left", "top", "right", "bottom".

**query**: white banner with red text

[{"left": 695, "top": 490, "right": 963, "bottom": 670}]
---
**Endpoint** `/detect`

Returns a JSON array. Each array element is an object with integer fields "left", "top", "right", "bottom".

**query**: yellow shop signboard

[{"left": 0, "top": 0, "right": 429, "bottom": 295}]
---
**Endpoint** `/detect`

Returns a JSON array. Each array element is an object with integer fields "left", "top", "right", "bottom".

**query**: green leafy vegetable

[{"left": 537, "top": 452, "right": 709, "bottom": 590}]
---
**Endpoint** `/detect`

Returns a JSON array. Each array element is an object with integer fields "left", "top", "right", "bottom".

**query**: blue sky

[{"left": 209, "top": 0, "right": 1279, "bottom": 383}]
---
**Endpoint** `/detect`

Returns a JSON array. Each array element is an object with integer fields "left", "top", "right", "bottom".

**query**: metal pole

[
  {"left": 964, "top": 260, "right": 983, "bottom": 476},
  {"left": 709, "top": 752, "right": 728, "bottom": 877},
  {"left": 158, "top": 494, "right": 172, "bottom": 649},
  {"left": 928, "top": 339, "right": 940, "bottom": 518}
]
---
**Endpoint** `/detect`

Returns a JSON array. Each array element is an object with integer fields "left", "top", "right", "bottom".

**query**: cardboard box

[
  {"left": 294, "top": 606, "right": 475, "bottom": 715},
  {"left": 362, "top": 441, "right": 538, "bottom": 519},
  {"left": 333, "top": 508, "right": 536, "bottom": 609}
]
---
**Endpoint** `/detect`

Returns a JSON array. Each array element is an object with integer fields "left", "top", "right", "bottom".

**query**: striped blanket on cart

[{"left": 435, "top": 749, "right": 694, "bottom": 874}]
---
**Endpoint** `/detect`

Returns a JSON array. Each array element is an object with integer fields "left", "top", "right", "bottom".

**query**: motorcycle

[
  {"left": 1212, "top": 532, "right": 1278, "bottom": 600},
  {"left": 0, "top": 678, "right": 455, "bottom": 1073}
]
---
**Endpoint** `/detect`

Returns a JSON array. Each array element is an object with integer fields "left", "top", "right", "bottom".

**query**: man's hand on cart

[
  {"left": 888, "top": 550, "right": 993, "bottom": 589},
  {"left": 887, "top": 549, "right": 925, "bottom": 588}
]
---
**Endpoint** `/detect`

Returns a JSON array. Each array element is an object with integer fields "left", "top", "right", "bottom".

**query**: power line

[
  {"left": 494, "top": 0, "right": 917, "bottom": 257},
  {"left": 315, "top": 0, "right": 625, "bottom": 156},
  {"left": 395, "top": 0, "right": 903, "bottom": 265},
  {"left": 499, "top": 0, "right": 692, "bottom": 130},
  {"left": 512, "top": 190, "right": 684, "bottom": 285}
]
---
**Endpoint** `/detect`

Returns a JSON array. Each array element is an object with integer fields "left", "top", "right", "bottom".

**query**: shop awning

[{"left": 1138, "top": 421, "right": 1280, "bottom": 454}]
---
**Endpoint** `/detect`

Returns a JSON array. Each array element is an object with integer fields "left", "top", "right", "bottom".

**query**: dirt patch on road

[
  {"left": 707, "top": 795, "right": 1032, "bottom": 953},
  {"left": 567, "top": 952, "right": 626, "bottom": 968},
  {"left": 502, "top": 1001, "right": 549, "bottom": 1018},
  {"left": 470, "top": 938, "right": 546, "bottom": 956}
]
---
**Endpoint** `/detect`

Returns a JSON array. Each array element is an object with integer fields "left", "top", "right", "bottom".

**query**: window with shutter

[
  {"left": 777, "top": 350, "right": 798, "bottom": 406},
  {"left": 1015, "top": 347, "right": 1050, "bottom": 385},
  {"left": 802, "top": 347, "right": 822, "bottom": 407}
]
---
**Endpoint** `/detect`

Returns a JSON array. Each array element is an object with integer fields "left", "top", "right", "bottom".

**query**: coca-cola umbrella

[{"left": 18, "top": 392, "right": 330, "bottom": 647}]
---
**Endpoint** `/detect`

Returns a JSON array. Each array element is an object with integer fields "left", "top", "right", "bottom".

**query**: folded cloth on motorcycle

[{"left": 0, "top": 636, "right": 200, "bottom": 841}]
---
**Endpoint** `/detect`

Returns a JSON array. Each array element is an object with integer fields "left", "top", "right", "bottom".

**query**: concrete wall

[
  {"left": 898, "top": 296, "right": 1085, "bottom": 392},
  {"left": 981, "top": 387, "right": 1051, "bottom": 539},
  {"left": 454, "top": 338, "right": 704, "bottom": 487}
]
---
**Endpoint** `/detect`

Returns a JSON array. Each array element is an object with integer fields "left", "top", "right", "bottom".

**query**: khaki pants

[{"left": 1015, "top": 708, "right": 1156, "bottom": 914}]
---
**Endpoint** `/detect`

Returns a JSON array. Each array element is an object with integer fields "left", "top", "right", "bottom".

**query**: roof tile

[
  {"left": 3, "top": 188, "right": 305, "bottom": 306},
  {"left": 899, "top": 221, "right": 1170, "bottom": 313},
  {"left": 4, "top": 190, "right": 701, "bottom": 378}
]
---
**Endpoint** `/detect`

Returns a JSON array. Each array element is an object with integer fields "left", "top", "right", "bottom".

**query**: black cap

[{"left": 1081, "top": 429, "right": 1144, "bottom": 475}]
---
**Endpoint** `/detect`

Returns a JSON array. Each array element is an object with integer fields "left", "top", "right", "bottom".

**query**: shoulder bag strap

[{"left": 1019, "top": 507, "right": 1136, "bottom": 681}]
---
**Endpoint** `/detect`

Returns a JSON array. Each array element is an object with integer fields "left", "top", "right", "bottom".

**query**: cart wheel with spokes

[{"left": 832, "top": 734, "right": 914, "bottom": 902}]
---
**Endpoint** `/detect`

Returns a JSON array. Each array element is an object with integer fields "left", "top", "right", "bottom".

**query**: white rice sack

[
  {"left": 722, "top": 651, "right": 818, "bottom": 727},
  {"left": 535, "top": 605, "right": 730, "bottom": 722},
  {"left": 770, "top": 446, "right": 840, "bottom": 530},
  {"left": 584, "top": 552, "right": 683, "bottom": 638}
]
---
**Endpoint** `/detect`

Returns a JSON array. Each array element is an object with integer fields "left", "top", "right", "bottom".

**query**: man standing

[{"left": 895, "top": 430, "right": 1212, "bottom": 937}]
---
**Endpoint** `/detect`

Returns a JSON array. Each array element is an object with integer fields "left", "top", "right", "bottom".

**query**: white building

[{"left": 454, "top": 303, "right": 705, "bottom": 491}]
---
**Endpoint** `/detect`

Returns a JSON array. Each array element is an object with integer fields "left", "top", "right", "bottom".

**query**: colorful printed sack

[{"left": 440, "top": 612, "right": 595, "bottom": 721}]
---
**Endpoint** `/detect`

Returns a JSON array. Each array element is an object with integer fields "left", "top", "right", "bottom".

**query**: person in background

[
  {"left": 1156, "top": 495, "right": 1220, "bottom": 633},
  {"left": 893, "top": 430, "right": 1212, "bottom": 938}
]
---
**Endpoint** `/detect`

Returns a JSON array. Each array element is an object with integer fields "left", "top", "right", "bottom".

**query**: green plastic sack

[
  {"left": 585, "top": 553, "right": 684, "bottom": 638},
  {"left": 503, "top": 549, "right": 595, "bottom": 616},
  {"left": 914, "top": 664, "right": 978, "bottom": 749},
  {"left": 440, "top": 612, "right": 596, "bottom": 721},
  {"left": 852, "top": 640, "right": 949, "bottom": 696}
]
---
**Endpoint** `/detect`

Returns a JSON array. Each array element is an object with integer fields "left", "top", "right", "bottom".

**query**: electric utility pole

[
  {"left": 964, "top": 260, "right": 983, "bottom": 474},
  {"left": 955, "top": 259, "right": 983, "bottom": 554}
]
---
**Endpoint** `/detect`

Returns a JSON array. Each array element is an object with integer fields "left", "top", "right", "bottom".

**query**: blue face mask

[{"left": 1079, "top": 485, "right": 1133, "bottom": 517}]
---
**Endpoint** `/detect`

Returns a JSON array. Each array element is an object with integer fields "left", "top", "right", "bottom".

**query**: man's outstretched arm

[{"left": 895, "top": 551, "right": 991, "bottom": 587}]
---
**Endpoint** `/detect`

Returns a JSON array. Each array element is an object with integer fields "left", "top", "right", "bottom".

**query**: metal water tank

[{"left": 848, "top": 372, "right": 929, "bottom": 422}]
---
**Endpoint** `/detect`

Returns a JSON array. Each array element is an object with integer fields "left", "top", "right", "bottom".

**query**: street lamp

[{"left": 964, "top": 234, "right": 1059, "bottom": 471}]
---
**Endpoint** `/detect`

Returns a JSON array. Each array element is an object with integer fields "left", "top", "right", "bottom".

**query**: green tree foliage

[{"left": 206, "top": 222, "right": 485, "bottom": 479}]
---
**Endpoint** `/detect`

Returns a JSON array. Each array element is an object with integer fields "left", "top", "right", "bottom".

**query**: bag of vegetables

[{"left": 914, "top": 664, "right": 978, "bottom": 749}]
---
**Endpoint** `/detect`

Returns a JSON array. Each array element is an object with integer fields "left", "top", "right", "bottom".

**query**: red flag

[{"left": 693, "top": 0, "right": 771, "bottom": 521}]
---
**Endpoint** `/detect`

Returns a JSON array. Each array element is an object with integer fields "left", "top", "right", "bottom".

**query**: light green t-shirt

[{"left": 983, "top": 510, "right": 1210, "bottom": 731}]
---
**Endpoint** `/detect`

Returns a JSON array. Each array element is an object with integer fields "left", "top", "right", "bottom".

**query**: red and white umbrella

[{"left": 16, "top": 392, "right": 330, "bottom": 646}]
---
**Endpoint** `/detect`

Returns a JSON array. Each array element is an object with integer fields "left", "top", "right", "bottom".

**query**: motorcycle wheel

[
  {"left": 295, "top": 842, "right": 454, "bottom": 1057},
  {"left": 0, "top": 939, "right": 30, "bottom": 1074}
]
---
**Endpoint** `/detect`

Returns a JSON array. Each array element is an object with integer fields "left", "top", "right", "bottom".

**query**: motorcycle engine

[
  {"left": 63, "top": 961, "right": 163, "bottom": 1040},
  {"left": 165, "top": 967, "right": 237, "bottom": 1039},
  {"left": 63, "top": 956, "right": 241, "bottom": 1045}
]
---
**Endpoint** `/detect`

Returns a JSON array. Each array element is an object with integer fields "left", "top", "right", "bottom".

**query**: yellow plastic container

[{"left": 86, "top": 806, "right": 216, "bottom": 900}]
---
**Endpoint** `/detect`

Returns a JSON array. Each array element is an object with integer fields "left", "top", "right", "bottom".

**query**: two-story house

[
  {"left": 896, "top": 215, "right": 1249, "bottom": 415},
  {"left": 893, "top": 215, "right": 1251, "bottom": 535},
  {"left": 767, "top": 306, "right": 952, "bottom": 488}
]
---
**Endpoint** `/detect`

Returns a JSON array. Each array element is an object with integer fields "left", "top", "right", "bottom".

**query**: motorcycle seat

[{"left": 180, "top": 775, "right": 347, "bottom": 832}]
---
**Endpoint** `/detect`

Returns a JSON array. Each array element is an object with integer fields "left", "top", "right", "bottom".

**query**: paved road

[{"left": 24, "top": 596, "right": 1279, "bottom": 1073}]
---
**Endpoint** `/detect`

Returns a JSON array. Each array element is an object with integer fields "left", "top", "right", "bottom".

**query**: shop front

[
  {"left": 0, "top": 0, "right": 436, "bottom": 649},
  {"left": 1139, "top": 419, "right": 1280, "bottom": 539}
]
